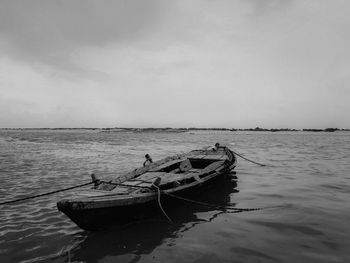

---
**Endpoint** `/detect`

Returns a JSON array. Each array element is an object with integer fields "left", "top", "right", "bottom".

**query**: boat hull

[
  {"left": 58, "top": 171, "right": 235, "bottom": 230},
  {"left": 57, "top": 146, "right": 237, "bottom": 230}
]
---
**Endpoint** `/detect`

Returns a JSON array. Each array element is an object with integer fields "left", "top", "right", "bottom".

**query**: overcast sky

[{"left": 0, "top": 0, "right": 349, "bottom": 128}]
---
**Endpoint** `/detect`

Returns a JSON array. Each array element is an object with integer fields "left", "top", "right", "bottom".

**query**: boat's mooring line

[
  {"left": 0, "top": 180, "right": 152, "bottom": 206},
  {"left": 154, "top": 185, "right": 173, "bottom": 223},
  {"left": 0, "top": 179, "right": 280, "bottom": 218},
  {"left": 0, "top": 181, "right": 96, "bottom": 206},
  {"left": 163, "top": 192, "right": 279, "bottom": 212},
  {"left": 231, "top": 150, "right": 267, "bottom": 167}
]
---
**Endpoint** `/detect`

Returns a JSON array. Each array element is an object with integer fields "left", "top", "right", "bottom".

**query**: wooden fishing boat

[{"left": 57, "top": 145, "right": 237, "bottom": 230}]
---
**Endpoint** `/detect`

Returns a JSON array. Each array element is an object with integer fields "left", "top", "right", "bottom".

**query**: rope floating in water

[{"left": 163, "top": 192, "right": 264, "bottom": 212}]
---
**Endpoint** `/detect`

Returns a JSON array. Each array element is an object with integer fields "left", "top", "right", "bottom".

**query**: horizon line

[{"left": 0, "top": 127, "right": 349, "bottom": 131}]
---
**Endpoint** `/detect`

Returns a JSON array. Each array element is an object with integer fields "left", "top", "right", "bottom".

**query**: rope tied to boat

[
  {"left": 231, "top": 150, "right": 267, "bottom": 167},
  {"left": 0, "top": 181, "right": 97, "bottom": 206},
  {"left": 0, "top": 179, "right": 156, "bottom": 206},
  {"left": 162, "top": 192, "right": 282, "bottom": 212},
  {"left": 153, "top": 185, "right": 173, "bottom": 224}
]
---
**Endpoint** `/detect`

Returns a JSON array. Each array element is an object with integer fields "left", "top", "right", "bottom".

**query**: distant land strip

[{"left": 0, "top": 127, "right": 349, "bottom": 132}]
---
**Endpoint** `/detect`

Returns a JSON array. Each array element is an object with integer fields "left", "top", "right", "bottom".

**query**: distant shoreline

[{"left": 0, "top": 127, "right": 349, "bottom": 132}]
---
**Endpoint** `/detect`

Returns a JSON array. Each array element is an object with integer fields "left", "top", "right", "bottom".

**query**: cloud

[
  {"left": 0, "top": 0, "right": 164, "bottom": 71},
  {"left": 245, "top": 0, "right": 294, "bottom": 17},
  {"left": 0, "top": 0, "right": 350, "bottom": 128}
]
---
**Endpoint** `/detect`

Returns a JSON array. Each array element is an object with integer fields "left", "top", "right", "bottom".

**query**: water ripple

[{"left": 0, "top": 130, "right": 349, "bottom": 262}]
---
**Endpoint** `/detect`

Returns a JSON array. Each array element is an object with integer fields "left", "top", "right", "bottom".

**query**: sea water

[{"left": 0, "top": 130, "right": 349, "bottom": 263}]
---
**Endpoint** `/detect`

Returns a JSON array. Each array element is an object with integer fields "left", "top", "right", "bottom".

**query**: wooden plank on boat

[
  {"left": 159, "top": 172, "right": 198, "bottom": 184},
  {"left": 75, "top": 189, "right": 130, "bottom": 197},
  {"left": 193, "top": 174, "right": 203, "bottom": 182},
  {"left": 148, "top": 159, "right": 183, "bottom": 172},
  {"left": 137, "top": 182, "right": 153, "bottom": 188},
  {"left": 123, "top": 181, "right": 144, "bottom": 186},
  {"left": 201, "top": 161, "right": 225, "bottom": 173},
  {"left": 75, "top": 191, "right": 110, "bottom": 197},
  {"left": 202, "top": 154, "right": 227, "bottom": 160},
  {"left": 136, "top": 172, "right": 166, "bottom": 182},
  {"left": 191, "top": 154, "right": 207, "bottom": 159},
  {"left": 204, "top": 151, "right": 217, "bottom": 155},
  {"left": 84, "top": 194, "right": 135, "bottom": 203},
  {"left": 124, "top": 180, "right": 155, "bottom": 188},
  {"left": 111, "top": 188, "right": 130, "bottom": 194},
  {"left": 188, "top": 168, "right": 201, "bottom": 173}
]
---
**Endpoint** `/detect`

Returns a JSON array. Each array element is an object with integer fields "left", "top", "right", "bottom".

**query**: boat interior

[
  {"left": 115, "top": 156, "right": 227, "bottom": 191},
  {"left": 95, "top": 150, "right": 230, "bottom": 192}
]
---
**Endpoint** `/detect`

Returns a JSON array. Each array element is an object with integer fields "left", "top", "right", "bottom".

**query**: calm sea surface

[{"left": 0, "top": 130, "right": 349, "bottom": 263}]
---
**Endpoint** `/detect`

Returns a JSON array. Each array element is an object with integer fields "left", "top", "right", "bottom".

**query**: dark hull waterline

[{"left": 58, "top": 173, "right": 236, "bottom": 230}]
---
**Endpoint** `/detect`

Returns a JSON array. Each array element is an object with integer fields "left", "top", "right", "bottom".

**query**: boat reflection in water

[{"left": 68, "top": 175, "right": 239, "bottom": 262}]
